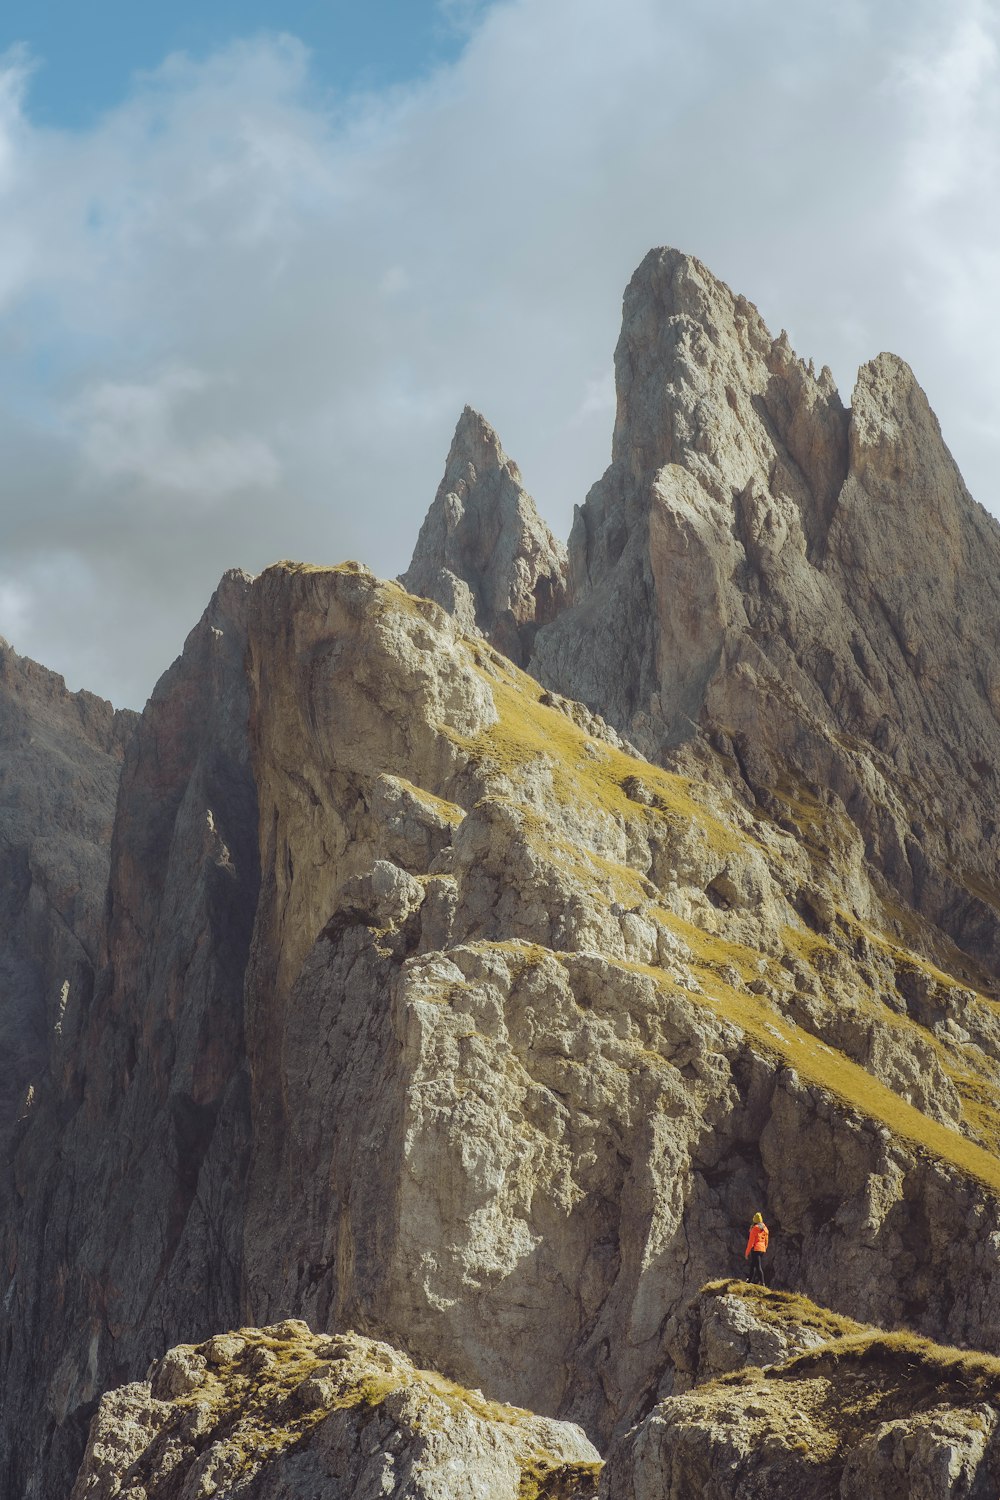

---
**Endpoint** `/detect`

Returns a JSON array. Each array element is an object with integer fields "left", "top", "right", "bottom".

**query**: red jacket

[{"left": 745, "top": 1223, "right": 769, "bottom": 1256}]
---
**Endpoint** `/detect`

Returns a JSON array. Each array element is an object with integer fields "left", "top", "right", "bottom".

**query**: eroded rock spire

[
  {"left": 530, "top": 245, "right": 1000, "bottom": 974},
  {"left": 401, "top": 405, "right": 567, "bottom": 665}
]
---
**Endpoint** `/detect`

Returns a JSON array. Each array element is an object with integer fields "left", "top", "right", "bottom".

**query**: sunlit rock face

[
  {"left": 9, "top": 250, "right": 1000, "bottom": 1497},
  {"left": 235, "top": 562, "right": 1000, "bottom": 1453},
  {"left": 601, "top": 1284, "right": 1000, "bottom": 1500}
]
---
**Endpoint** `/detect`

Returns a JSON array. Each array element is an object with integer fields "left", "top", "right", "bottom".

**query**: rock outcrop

[
  {"left": 71, "top": 1321, "right": 601, "bottom": 1500},
  {"left": 672, "top": 1279, "right": 869, "bottom": 1390},
  {"left": 603, "top": 1285, "right": 1000, "bottom": 1499},
  {"left": 402, "top": 405, "right": 567, "bottom": 665}
]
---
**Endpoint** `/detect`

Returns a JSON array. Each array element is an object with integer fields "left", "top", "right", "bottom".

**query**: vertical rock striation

[
  {"left": 1, "top": 572, "right": 259, "bottom": 1498},
  {"left": 0, "top": 644, "right": 134, "bottom": 1135}
]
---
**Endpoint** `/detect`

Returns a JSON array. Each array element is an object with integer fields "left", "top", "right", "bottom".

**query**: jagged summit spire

[
  {"left": 400, "top": 406, "right": 566, "bottom": 666},
  {"left": 530, "top": 243, "right": 1000, "bottom": 989},
  {"left": 610, "top": 246, "right": 847, "bottom": 503},
  {"left": 448, "top": 403, "right": 514, "bottom": 469}
]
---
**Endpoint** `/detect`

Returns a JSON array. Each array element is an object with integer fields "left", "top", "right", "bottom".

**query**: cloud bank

[{"left": 0, "top": 0, "right": 998, "bottom": 704}]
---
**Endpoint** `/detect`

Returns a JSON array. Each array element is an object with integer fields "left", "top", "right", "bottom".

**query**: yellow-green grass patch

[
  {"left": 421, "top": 934, "right": 1000, "bottom": 1199},
  {"left": 399, "top": 779, "right": 465, "bottom": 826},
  {"left": 682, "top": 913, "right": 1000, "bottom": 1164},
  {"left": 666, "top": 957, "right": 1000, "bottom": 1197},
  {"left": 778, "top": 1326, "right": 1000, "bottom": 1392},
  {"left": 700, "top": 1281, "right": 869, "bottom": 1343},
  {"left": 446, "top": 654, "right": 743, "bottom": 857}
]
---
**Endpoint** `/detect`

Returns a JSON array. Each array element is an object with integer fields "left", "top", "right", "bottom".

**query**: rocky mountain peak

[
  {"left": 611, "top": 246, "right": 849, "bottom": 529},
  {"left": 12, "top": 247, "right": 1000, "bottom": 1500},
  {"left": 449, "top": 402, "right": 513, "bottom": 477},
  {"left": 531, "top": 246, "right": 1000, "bottom": 977},
  {"left": 401, "top": 404, "right": 567, "bottom": 665}
]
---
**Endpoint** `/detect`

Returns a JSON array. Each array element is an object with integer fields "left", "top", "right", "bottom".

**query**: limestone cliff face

[
  {"left": 530, "top": 247, "right": 1000, "bottom": 978},
  {"left": 12, "top": 555, "right": 1000, "bottom": 1494},
  {"left": 0, "top": 573, "right": 258, "bottom": 1499},
  {"left": 402, "top": 406, "right": 567, "bottom": 665},
  {"left": 0, "top": 642, "right": 134, "bottom": 1134}
]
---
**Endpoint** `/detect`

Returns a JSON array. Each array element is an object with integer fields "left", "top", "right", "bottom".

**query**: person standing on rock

[{"left": 745, "top": 1212, "right": 769, "bottom": 1285}]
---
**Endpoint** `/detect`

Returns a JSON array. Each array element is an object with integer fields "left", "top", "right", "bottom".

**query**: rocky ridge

[
  {"left": 71, "top": 1320, "right": 600, "bottom": 1500},
  {"left": 72, "top": 1283, "right": 1000, "bottom": 1499},
  {"left": 525, "top": 249, "right": 1000, "bottom": 986},
  {"left": 5, "top": 249, "right": 1000, "bottom": 1495},
  {"left": 602, "top": 1283, "right": 1000, "bottom": 1499}
]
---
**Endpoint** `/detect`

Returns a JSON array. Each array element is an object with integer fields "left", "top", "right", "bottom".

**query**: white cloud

[
  {"left": 0, "top": 45, "right": 30, "bottom": 186},
  {"left": 891, "top": 1, "right": 999, "bottom": 211},
  {"left": 0, "top": 1, "right": 998, "bottom": 704},
  {"left": 0, "top": 579, "right": 30, "bottom": 642},
  {"left": 75, "top": 367, "right": 280, "bottom": 498},
  {"left": 571, "top": 373, "right": 615, "bottom": 428}
]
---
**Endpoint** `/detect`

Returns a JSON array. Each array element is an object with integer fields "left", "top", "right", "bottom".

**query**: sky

[{"left": 0, "top": 0, "right": 999, "bottom": 707}]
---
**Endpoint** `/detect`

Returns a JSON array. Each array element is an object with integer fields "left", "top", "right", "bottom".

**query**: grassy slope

[
  {"left": 268, "top": 569, "right": 1000, "bottom": 1199},
  {"left": 685, "top": 1284, "right": 1000, "bottom": 1465},
  {"left": 437, "top": 634, "right": 1000, "bottom": 1198}
]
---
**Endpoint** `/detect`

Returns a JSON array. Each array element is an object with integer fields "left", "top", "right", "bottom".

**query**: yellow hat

[{"left": 752, "top": 1212, "right": 763, "bottom": 1224}]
